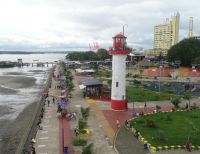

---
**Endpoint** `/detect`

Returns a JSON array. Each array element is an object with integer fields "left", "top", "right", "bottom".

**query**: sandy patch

[{"left": 0, "top": 76, "right": 36, "bottom": 89}]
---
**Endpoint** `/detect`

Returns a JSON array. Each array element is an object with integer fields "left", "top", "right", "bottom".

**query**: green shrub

[
  {"left": 80, "top": 129, "right": 87, "bottom": 134},
  {"left": 133, "top": 79, "right": 141, "bottom": 85},
  {"left": 78, "top": 118, "right": 87, "bottom": 130},
  {"left": 107, "top": 79, "right": 112, "bottom": 86},
  {"left": 73, "top": 139, "right": 87, "bottom": 146},
  {"left": 81, "top": 107, "right": 90, "bottom": 120},
  {"left": 102, "top": 71, "right": 111, "bottom": 78},
  {"left": 171, "top": 97, "right": 181, "bottom": 109},
  {"left": 82, "top": 143, "right": 93, "bottom": 154}
]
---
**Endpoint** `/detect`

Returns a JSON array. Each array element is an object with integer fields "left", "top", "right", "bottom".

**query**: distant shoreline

[{"left": 0, "top": 51, "right": 68, "bottom": 54}]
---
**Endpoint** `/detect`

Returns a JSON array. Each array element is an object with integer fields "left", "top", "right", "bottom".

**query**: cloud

[{"left": 0, "top": 0, "right": 199, "bottom": 51}]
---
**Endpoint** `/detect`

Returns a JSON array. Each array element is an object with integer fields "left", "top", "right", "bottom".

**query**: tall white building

[{"left": 152, "top": 13, "right": 180, "bottom": 56}]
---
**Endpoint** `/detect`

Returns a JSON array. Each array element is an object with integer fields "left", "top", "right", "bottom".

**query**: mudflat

[
  {"left": 0, "top": 101, "right": 38, "bottom": 154},
  {"left": 0, "top": 76, "right": 36, "bottom": 89}
]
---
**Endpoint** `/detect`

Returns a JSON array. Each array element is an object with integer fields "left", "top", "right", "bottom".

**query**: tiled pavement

[
  {"left": 35, "top": 64, "right": 75, "bottom": 154},
  {"left": 35, "top": 65, "right": 60, "bottom": 154}
]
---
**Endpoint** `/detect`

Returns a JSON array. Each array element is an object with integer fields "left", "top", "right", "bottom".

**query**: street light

[
  {"left": 186, "top": 78, "right": 191, "bottom": 109},
  {"left": 159, "top": 65, "right": 163, "bottom": 94}
]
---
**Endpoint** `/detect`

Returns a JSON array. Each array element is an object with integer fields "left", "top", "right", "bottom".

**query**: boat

[{"left": 0, "top": 61, "right": 16, "bottom": 68}]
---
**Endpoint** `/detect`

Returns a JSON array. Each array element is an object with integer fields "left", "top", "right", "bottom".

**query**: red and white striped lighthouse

[{"left": 108, "top": 33, "right": 131, "bottom": 111}]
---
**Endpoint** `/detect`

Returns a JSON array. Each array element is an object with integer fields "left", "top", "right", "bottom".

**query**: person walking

[
  {"left": 52, "top": 97, "right": 55, "bottom": 104},
  {"left": 116, "top": 119, "right": 120, "bottom": 128},
  {"left": 47, "top": 100, "right": 50, "bottom": 107},
  {"left": 144, "top": 102, "right": 147, "bottom": 113},
  {"left": 32, "top": 146, "right": 36, "bottom": 154}
]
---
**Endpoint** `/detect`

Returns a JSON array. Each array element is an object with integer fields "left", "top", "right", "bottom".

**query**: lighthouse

[{"left": 108, "top": 33, "right": 131, "bottom": 111}]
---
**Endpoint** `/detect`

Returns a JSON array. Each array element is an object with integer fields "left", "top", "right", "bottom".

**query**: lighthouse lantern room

[{"left": 108, "top": 33, "right": 131, "bottom": 111}]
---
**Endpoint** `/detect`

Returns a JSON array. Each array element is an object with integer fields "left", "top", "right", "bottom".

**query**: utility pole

[{"left": 159, "top": 65, "right": 163, "bottom": 95}]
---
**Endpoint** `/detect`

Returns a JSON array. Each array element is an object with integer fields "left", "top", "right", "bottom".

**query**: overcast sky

[{"left": 0, "top": 0, "right": 199, "bottom": 51}]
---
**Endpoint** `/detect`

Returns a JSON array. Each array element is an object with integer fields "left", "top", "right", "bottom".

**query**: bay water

[{"left": 0, "top": 53, "right": 66, "bottom": 120}]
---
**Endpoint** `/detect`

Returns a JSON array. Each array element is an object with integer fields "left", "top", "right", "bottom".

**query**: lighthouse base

[{"left": 111, "top": 99, "right": 128, "bottom": 111}]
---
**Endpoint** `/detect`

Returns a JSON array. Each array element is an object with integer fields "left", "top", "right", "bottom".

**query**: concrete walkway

[
  {"left": 35, "top": 64, "right": 60, "bottom": 154},
  {"left": 88, "top": 100, "right": 115, "bottom": 144},
  {"left": 69, "top": 72, "right": 116, "bottom": 154},
  {"left": 116, "top": 126, "right": 146, "bottom": 154}
]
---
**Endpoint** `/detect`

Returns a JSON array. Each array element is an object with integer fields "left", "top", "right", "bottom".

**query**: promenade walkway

[
  {"left": 34, "top": 65, "right": 199, "bottom": 154},
  {"left": 69, "top": 72, "right": 116, "bottom": 154},
  {"left": 35, "top": 64, "right": 60, "bottom": 154},
  {"left": 34, "top": 67, "right": 117, "bottom": 154}
]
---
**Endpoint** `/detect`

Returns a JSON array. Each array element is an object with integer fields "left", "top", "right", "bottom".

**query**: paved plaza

[{"left": 34, "top": 64, "right": 200, "bottom": 154}]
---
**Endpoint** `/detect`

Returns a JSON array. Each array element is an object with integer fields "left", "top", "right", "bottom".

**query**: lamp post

[
  {"left": 159, "top": 65, "right": 163, "bottom": 94},
  {"left": 187, "top": 78, "right": 191, "bottom": 109}
]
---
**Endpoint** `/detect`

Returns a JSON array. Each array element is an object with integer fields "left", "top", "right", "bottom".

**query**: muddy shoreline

[
  {"left": 0, "top": 67, "right": 54, "bottom": 154},
  {"left": 0, "top": 101, "right": 38, "bottom": 154}
]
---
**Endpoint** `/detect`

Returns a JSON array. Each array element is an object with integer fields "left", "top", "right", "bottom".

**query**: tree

[
  {"left": 167, "top": 38, "right": 200, "bottom": 66},
  {"left": 66, "top": 49, "right": 110, "bottom": 61},
  {"left": 82, "top": 143, "right": 93, "bottom": 154},
  {"left": 193, "top": 57, "right": 200, "bottom": 64},
  {"left": 96, "top": 48, "right": 111, "bottom": 60},
  {"left": 183, "top": 91, "right": 191, "bottom": 109},
  {"left": 81, "top": 107, "right": 90, "bottom": 120},
  {"left": 66, "top": 51, "right": 99, "bottom": 61},
  {"left": 170, "top": 97, "right": 181, "bottom": 109}
]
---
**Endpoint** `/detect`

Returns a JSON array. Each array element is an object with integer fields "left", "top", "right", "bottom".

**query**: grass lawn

[
  {"left": 130, "top": 109, "right": 200, "bottom": 146},
  {"left": 126, "top": 86, "right": 179, "bottom": 102},
  {"left": 95, "top": 70, "right": 112, "bottom": 78}
]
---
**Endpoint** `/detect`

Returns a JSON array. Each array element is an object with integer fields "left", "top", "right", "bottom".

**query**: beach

[
  {"left": 0, "top": 53, "right": 66, "bottom": 153},
  {"left": 0, "top": 68, "right": 53, "bottom": 154}
]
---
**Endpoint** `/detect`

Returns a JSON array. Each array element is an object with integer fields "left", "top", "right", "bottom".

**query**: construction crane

[
  {"left": 89, "top": 42, "right": 100, "bottom": 52},
  {"left": 188, "top": 17, "right": 194, "bottom": 38}
]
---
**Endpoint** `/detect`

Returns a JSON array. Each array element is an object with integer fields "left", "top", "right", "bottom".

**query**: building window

[
  {"left": 116, "top": 82, "right": 119, "bottom": 87},
  {"left": 116, "top": 38, "right": 121, "bottom": 43},
  {"left": 122, "top": 95, "right": 125, "bottom": 100}
]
